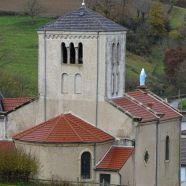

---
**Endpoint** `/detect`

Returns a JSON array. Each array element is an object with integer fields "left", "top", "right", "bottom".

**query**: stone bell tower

[{"left": 37, "top": 3, "right": 127, "bottom": 123}]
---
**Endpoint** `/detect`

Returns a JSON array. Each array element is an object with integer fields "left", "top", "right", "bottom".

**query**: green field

[
  {"left": 170, "top": 6, "right": 186, "bottom": 29},
  {"left": 0, "top": 16, "right": 52, "bottom": 96}
]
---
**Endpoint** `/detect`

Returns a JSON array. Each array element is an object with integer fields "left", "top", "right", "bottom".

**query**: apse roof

[
  {"left": 39, "top": 6, "right": 127, "bottom": 32},
  {"left": 96, "top": 146, "right": 134, "bottom": 171},
  {"left": 13, "top": 113, "right": 114, "bottom": 144}
]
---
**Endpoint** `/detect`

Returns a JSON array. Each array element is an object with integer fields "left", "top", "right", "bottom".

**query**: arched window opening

[
  {"left": 111, "top": 73, "right": 115, "bottom": 96},
  {"left": 61, "top": 43, "right": 67, "bottom": 64},
  {"left": 70, "top": 43, "right": 75, "bottom": 64},
  {"left": 78, "top": 43, "right": 83, "bottom": 64},
  {"left": 116, "top": 73, "right": 119, "bottom": 95},
  {"left": 117, "top": 43, "right": 120, "bottom": 64},
  {"left": 165, "top": 136, "right": 170, "bottom": 161},
  {"left": 74, "top": 74, "right": 82, "bottom": 94},
  {"left": 81, "top": 152, "right": 91, "bottom": 179},
  {"left": 61, "top": 73, "right": 69, "bottom": 94},
  {"left": 112, "top": 43, "right": 115, "bottom": 64}
]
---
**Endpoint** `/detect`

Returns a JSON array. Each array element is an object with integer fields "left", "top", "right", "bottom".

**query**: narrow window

[
  {"left": 78, "top": 43, "right": 83, "bottom": 64},
  {"left": 81, "top": 152, "right": 91, "bottom": 179},
  {"left": 117, "top": 43, "right": 120, "bottom": 64},
  {"left": 61, "top": 73, "right": 68, "bottom": 94},
  {"left": 111, "top": 73, "right": 115, "bottom": 96},
  {"left": 70, "top": 43, "right": 75, "bottom": 64},
  {"left": 74, "top": 73, "right": 82, "bottom": 94},
  {"left": 116, "top": 72, "right": 119, "bottom": 95},
  {"left": 61, "top": 43, "right": 67, "bottom": 64},
  {"left": 165, "top": 136, "right": 170, "bottom": 161},
  {"left": 111, "top": 43, "right": 115, "bottom": 96}
]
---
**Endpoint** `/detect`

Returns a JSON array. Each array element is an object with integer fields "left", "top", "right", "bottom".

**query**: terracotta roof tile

[
  {"left": 13, "top": 113, "right": 114, "bottom": 143},
  {"left": 127, "top": 89, "right": 181, "bottom": 121},
  {"left": 2, "top": 97, "right": 35, "bottom": 112},
  {"left": 112, "top": 97, "right": 158, "bottom": 122},
  {"left": 96, "top": 146, "right": 134, "bottom": 171}
]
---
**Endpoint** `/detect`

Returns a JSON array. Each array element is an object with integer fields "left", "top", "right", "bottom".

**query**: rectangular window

[
  {"left": 181, "top": 167, "right": 186, "bottom": 182},
  {"left": 100, "top": 174, "right": 111, "bottom": 186}
]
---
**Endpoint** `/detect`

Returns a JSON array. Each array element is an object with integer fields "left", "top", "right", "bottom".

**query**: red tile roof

[
  {"left": 110, "top": 89, "right": 181, "bottom": 122},
  {"left": 13, "top": 113, "right": 114, "bottom": 143},
  {"left": 96, "top": 146, "right": 134, "bottom": 171},
  {"left": 127, "top": 89, "right": 181, "bottom": 121},
  {"left": 112, "top": 97, "right": 157, "bottom": 122},
  {"left": 2, "top": 97, "right": 35, "bottom": 113},
  {"left": 0, "top": 141, "right": 15, "bottom": 151}
]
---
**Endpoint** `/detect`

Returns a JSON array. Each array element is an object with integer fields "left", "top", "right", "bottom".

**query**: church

[{"left": 0, "top": 2, "right": 182, "bottom": 186}]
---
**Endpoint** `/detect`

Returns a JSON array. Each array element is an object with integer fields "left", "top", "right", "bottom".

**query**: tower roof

[{"left": 39, "top": 6, "right": 127, "bottom": 32}]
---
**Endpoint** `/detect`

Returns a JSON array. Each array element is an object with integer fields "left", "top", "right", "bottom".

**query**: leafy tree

[
  {"left": 148, "top": 1, "right": 167, "bottom": 39},
  {"left": 164, "top": 46, "right": 186, "bottom": 82}
]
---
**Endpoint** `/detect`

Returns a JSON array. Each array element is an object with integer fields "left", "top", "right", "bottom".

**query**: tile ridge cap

[{"left": 125, "top": 93, "right": 160, "bottom": 119}]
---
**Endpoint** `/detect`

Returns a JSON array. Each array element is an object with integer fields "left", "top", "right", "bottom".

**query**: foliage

[
  {"left": 0, "top": 148, "right": 38, "bottom": 182},
  {"left": 178, "top": 98, "right": 186, "bottom": 110},
  {"left": 147, "top": 1, "right": 167, "bottom": 39},
  {"left": 164, "top": 46, "right": 186, "bottom": 82},
  {"left": 0, "top": 69, "right": 31, "bottom": 97},
  {"left": 126, "top": 23, "right": 153, "bottom": 55},
  {"left": 169, "top": 30, "right": 182, "bottom": 39},
  {"left": 174, "top": 60, "right": 186, "bottom": 93}
]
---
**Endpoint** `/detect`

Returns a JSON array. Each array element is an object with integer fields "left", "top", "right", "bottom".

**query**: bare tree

[{"left": 25, "top": 0, "right": 43, "bottom": 23}]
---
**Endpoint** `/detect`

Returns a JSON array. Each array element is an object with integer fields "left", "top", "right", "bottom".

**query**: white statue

[{"left": 140, "top": 68, "right": 147, "bottom": 86}]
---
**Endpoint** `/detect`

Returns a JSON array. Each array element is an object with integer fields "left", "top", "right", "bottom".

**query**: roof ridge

[
  {"left": 125, "top": 93, "right": 160, "bottom": 120},
  {"left": 66, "top": 114, "right": 103, "bottom": 141},
  {"left": 45, "top": 115, "right": 64, "bottom": 141},
  {"left": 63, "top": 115, "right": 84, "bottom": 142},
  {"left": 142, "top": 89, "right": 182, "bottom": 117},
  {"left": 107, "top": 98, "right": 142, "bottom": 121}
]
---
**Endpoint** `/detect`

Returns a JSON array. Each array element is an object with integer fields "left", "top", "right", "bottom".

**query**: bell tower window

[
  {"left": 61, "top": 73, "right": 69, "bottom": 94},
  {"left": 78, "top": 43, "right": 83, "bottom": 64},
  {"left": 70, "top": 43, "right": 76, "bottom": 64},
  {"left": 61, "top": 42, "right": 67, "bottom": 64}
]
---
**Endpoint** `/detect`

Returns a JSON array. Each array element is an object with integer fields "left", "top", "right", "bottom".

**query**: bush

[
  {"left": 0, "top": 148, "right": 38, "bottom": 182},
  {"left": 169, "top": 30, "right": 182, "bottom": 39}
]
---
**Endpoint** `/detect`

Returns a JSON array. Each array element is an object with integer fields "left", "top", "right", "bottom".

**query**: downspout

[
  {"left": 118, "top": 172, "right": 122, "bottom": 186},
  {"left": 44, "top": 29, "right": 47, "bottom": 121},
  {"left": 179, "top": 117, "right": 182, "bottom": 186},
  {"left": 155, "top": 119, "right": 160, "bottom": 186},
  {"left": 96, "top": 31, "right": 100, "bottom": 128}
]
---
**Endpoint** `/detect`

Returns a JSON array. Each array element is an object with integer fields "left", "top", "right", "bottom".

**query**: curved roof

[
  {"left": 13, "top": 113, "right": 114, "bottom": 144},
  {"left": 39, "top": 6, "right": 127, "bottom": 32}
]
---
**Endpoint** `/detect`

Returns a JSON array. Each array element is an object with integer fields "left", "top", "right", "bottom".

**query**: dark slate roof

[
  {"left": 38, "top": 6, "right": 127, "bottom": 32},
  {"left": 181, "top": 138, "right": 186, "bottom": 165}
]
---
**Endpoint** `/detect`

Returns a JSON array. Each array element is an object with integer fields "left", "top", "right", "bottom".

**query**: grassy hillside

[
  {"left": 0, "top": 16, "right": 52, "bottom": 96},
  {"left": 0, "top": 5, "right": 185, "bottom": 97}
]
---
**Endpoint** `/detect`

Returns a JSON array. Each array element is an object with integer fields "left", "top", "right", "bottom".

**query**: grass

[
  {"left": 170, "top": 6, "right": 186, "bottom": 29},
  {"left": 0, "top": 16, "right": 52, "bottom": 96}
]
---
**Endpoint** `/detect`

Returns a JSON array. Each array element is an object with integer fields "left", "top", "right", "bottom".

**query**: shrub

[
  {"left": 0, "top": 148, "right": 38, "bottom": 182},
  {"left": 169, "top": 30, "right": 182, "bottom": 39}
]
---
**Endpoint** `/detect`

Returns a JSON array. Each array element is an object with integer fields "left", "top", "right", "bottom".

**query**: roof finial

[{"left": 82, "top": 0, "right": 85, "bottom": 6}]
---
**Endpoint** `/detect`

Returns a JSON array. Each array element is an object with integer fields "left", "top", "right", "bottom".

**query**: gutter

[{"left": 118, "top": 172, "right": 122, "bottom": 186}]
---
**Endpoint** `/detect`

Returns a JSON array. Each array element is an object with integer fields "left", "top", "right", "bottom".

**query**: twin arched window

[
  {"left": 81, "top": 152, "right": 91, "bottom": 179},
  {"left": 61, "top": 73, "right": 82, "bottom": 94},
  {"left": 111, "top": 43, "right": 120, "bottom": 96},
  {"left": 61, "top": 42, "right": 83, "bottom": 64}
]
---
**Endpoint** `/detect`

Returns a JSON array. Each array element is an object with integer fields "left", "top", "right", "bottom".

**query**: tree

[
  {"left": 133, "top": 0, "right": 152, "bottom": 21},
  {"left": 25, "top": 0, "right": 42, "bottom": 23},
  {"left": 164, "top": 46, "right": 186, "bottom": 82},
  {"left": 148, "top": 1, "right": 167, "bottom": 39}
]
